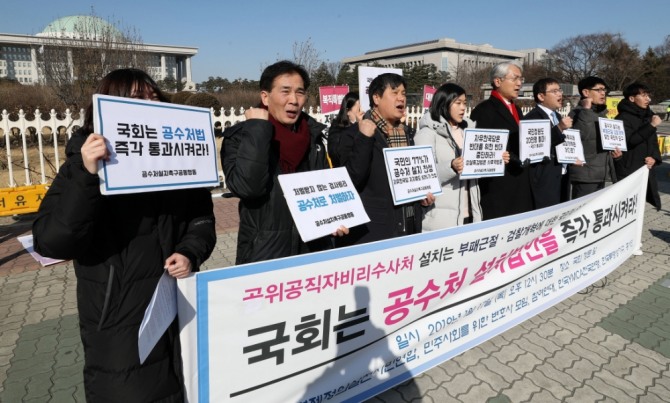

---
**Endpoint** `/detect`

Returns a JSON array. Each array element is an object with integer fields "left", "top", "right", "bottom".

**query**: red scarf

[
  {"left": 268, "top": 112, "right": 310, "bottom": 173},
  {"left": 491, "top": 90, "right": 520, "bottom": 124}
]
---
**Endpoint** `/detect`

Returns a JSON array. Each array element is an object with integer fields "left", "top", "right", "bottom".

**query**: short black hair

[
  {"left": 429, "top": 83, "right": 466, "bottom": 125},
  {"left": 532, "top": 77, "right": 560, "bottom": 104},
  {"left": 368, "top": 73, "right": 406, "bottom": 108},
  {"left": 260, "top": 60, "right": 310, "bottom": 92},
  {"left": 577, "top": 76, "right": 608, "bottom": 97},
  {"left": 623, "top": 82, "right": 650, "bottom": 98}
]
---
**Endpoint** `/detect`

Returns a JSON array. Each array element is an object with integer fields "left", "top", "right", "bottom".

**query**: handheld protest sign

[
  {"left": 92, "top": 94, "right": 219, "bottom": 195},
  {"left": 278, "top": 167, "right": 370, "bottom": 242},
  {"left": 598, "top": 117, "right": 627, "bottom": 151},
  {"left": 519, "top": 119, "right": 551, "bottom": 163},
  {"left": 556, "top": 129, "right": 586, "bottom": 164},
  {"left": 319, "top": 85, "right": 349, "bottom": 115},
  {"left": 460, "top": 128, "right": 509, "bottom": 179},
  {"left": 382, "top": 145, "right": 442, "bottom": 206}
]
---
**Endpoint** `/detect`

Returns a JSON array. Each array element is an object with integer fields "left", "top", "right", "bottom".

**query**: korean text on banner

[
  {"left": 597, "top": 117, "right": 627, "bottom": 151},
  {"left": 382, "top": 145, "right": 441, "bottom": 205},
  {"left": 92, "top": 94, "right": 220, "bottom": 195},
  {"left": 178, "top": 166, "right": 648, "bottom": 402},
  {"left": 319, "top": 86, "right": 349, "bottom": 115},
  {"left": 277, "top": 167, "right": 370, "bottom": 242},
  {"left": 519, "top": 119, "right": 551, "bottom": 163},
  {"left": 422, "top": 85, "right": 436, "bottom": 109},
  {"left": 460, "top": 128, "right": 509, "bottom": 179}
]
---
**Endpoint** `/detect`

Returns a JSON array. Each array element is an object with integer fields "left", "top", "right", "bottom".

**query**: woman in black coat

[{"left": 32, "top": 69, "right": 216, "bottom": 402}]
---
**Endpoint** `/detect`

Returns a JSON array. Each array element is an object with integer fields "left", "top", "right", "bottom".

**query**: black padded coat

[
  {"left": 33, "top": 131, "right": 216, "bottom": 402},
  {"left": 221, "top": 113, "right": 332, "bottom": 264}
]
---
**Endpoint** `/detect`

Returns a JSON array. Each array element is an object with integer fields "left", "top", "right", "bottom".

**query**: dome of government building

[{"left": 36, "top": 15, "right": 124, "bottom": 40}]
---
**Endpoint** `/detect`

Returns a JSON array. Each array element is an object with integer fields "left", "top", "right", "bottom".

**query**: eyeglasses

[
  {"left": 589, "top": 87, "right": 607, "bottom": 93},
  {"left": 544, "top": 89, "right": 563, "bottom": 94},
  {"left": 503, "top": 75, "right": 524, "bottom": 84}
]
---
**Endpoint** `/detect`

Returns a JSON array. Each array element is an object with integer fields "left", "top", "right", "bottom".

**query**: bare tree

[
  {"left": 36, "top": 11, "right": 149, "bottom": 108},
  {"left": 292, "top": 37, "right": 322, "bottom": 76},
  {"left": 548, "top": 33, "right": 619, "bottom": 84}
]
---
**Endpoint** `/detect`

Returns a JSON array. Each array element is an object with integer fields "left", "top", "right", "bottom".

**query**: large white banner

[{"left": 178, "top": 167, "right": 648, "bottom": 402}]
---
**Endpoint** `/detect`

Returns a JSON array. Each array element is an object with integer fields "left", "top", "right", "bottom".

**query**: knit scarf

[
  {"left": 491, "top": 90, "right": 520, "bottom": 124},
  {"left": 369, "top": 109, "right": 408, "bottom": 148},
  {"left": 268, "top": 112, "right": 310, "bottom": 173}
]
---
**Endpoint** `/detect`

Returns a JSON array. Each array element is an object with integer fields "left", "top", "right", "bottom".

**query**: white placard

[
  {"left": 598, "top": 117, "right": 627, "bottom": 151},
  {"left": 519, "top": 119, "right": 551, "bottom": 163},
  {"left": 382, "top": 145, "right": 442, "bottom": 206},
  {"left": 92, "top": 94, "right": 220, "bottom": 195},
  {"left": 138, "top": 271, "right": 177, "bottom": 364},
  {"left": 460, "top": 128, "right": 509, "bottom": 179},
  {"left": 277, "top": 167, "right": 370, "bottom": 242},
  {"left": 17, "top": 234, "right": 64, "bottom": 266},
  {"left": 556, "top": 129, "right": 586, "bottom": 164},
  {"left": 357, "top": 66, "right": 402, "bottom": 112}
]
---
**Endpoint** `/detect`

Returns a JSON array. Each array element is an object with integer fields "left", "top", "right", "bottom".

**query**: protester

[
  {"left": 222, "top": 60, "right": 347, "bottom": 264},
  {"left": 333, "top": 73, "right": 434, "bottom": 245},
  {"left": 522, "top": 78, "right": 573, "bottom": 208},
  {"left": 32, "top": 68, "right": 216, "bottom": 402},
  {"left": 568, "top": 76, "right": 622, "bottom": 199},
  {"left": 327, "top": 91, "right": 360, "bottom": 166},
  {"left": 470, "top": 61, "right": 533, "bottom": 219},
  {"left": 614, "top": 82, "right": 662, "bottom": 210},
  {"left": 415, "top": 83, "right": 510, "bottom": 229}
]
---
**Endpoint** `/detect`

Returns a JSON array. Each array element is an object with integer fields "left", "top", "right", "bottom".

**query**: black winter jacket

[
  {"left": 470, "top": 96, "right": 534, "bottom": 219},
  {"left": 222, "top": 113, "right": 331, "bottom": 264},
  {"left": 333, "top": 113, "right": 422, "bottom": 245},
  {"left": 33, "top": 131, "right": 216, "bottom": 402},
  {"left": 614, "top": 99, "right": 662, "bottom": 210}
]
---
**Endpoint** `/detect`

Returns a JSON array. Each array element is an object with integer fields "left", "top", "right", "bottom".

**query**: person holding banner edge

[
  {"left": 614, "top": 82, "right": 662, "bottom": 211},
  {"left": 470, "top": 61, "right": 534, "bottom": 220},
  {"left": 523, "top": 78, "right": 574, "bottom": 208},
  {"left": 32, "top": 68, "right": 217, "bottom": 402},
  {"left": 222, "top": 60, "right": 348, "bottom": 264},
  {"left": 415, "top": 83, "right": 510, "bottom": 229},
  {"left": 333, "top": 73, "right": 435, "bottom": 245}
]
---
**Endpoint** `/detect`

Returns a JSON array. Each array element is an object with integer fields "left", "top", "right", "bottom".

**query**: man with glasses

[
  {"left": 568, "top": 76, "right": 622, "bottom": 199},
  {"left": 471, "top": 61, "right": 534, "bottom": 219},
  {"left": 522, "top": 78, "right": 573, "bottom": 208}
]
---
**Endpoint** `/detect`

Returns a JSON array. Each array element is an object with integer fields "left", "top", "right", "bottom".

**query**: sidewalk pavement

[{"left": 1, "top": 164, "right": 669, "bottom": 402}]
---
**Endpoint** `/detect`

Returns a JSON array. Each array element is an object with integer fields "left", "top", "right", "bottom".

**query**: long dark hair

[
  {"left": 82, "top": 68, "right": 168, "bottom": 134},
  {"left": 331, "top": 91, "right": 359, "bottom": 128},
  {"left": 429, "top": 83, "right": 467, "bottom": 128}
]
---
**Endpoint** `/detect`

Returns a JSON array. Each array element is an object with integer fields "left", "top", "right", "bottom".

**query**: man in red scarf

[
  {"left": 222, "top": 61, "right": 346, "bottom": 264},
  {"left": 471, "top": 61, "right": 534, "bottom": 220}
]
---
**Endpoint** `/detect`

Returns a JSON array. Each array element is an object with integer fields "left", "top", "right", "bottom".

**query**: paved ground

[{"left": 1, "top": 158, "right": 669, "bottom": 402}]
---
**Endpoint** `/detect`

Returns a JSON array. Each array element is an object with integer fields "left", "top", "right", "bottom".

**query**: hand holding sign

[{"left": 82, "top": 133, "right": 110, "bottom": 174}]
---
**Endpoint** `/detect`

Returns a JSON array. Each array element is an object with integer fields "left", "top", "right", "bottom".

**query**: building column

[
  {"left": 185, "top": 57, "right": 192, "bottom": 83},
  {"left": 160, "top": 54, "right": 166, "bottom": 81},
  {"left": 30, "top": 47, "right": 38, "bottom": 84}
]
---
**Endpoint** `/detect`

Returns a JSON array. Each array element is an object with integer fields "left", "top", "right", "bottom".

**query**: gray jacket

[
  {"left": 415, "top": 112, "right": 482, "bottom": 230},
  {"left": 568, "top": 104, "right": 616, "bottom": 183}
]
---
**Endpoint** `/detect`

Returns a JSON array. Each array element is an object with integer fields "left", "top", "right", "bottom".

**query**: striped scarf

[{"left": 369, "top": 109, "right": 408, "bottom": 148}]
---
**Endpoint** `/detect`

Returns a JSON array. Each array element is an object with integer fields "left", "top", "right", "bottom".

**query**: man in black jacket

[
  {"left": 471, "top": 61, "right": 533, "bottom": 219},
  {"left": 523, "top": 78, "right": 573, "bottom": 208},
  {"left": 333, "top": 73, "right": 434, "bottom": 245},
  {"left": 222, "top": 61, "right": 346, "bottom": 264},
  {"left": 614, "top": 82, "right": 662, "bottom": 210}
]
